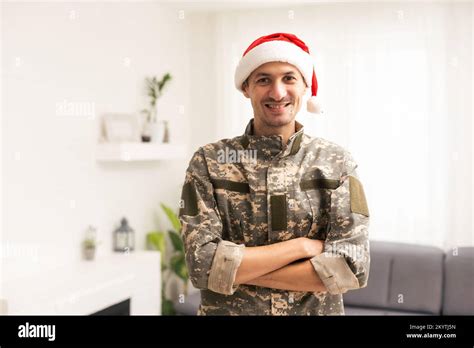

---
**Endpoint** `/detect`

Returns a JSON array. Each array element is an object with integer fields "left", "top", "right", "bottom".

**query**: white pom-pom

[{"left": 307, "top": 96, "right": 323, "bottom": 115}]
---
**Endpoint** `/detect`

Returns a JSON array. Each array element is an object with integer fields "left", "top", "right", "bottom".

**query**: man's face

[{"left": 242, "top": 61, "right": 307, "bottom": 128}]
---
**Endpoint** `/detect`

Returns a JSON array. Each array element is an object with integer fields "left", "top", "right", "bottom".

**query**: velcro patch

[
  {"left": 180, "top": 181, "right": 198, "bottom": 216},
  {"left": 349, "top": 176, "right": 369, "bottom": 217},
  {"left": 270, "top": 194, "right": 287, "bottom": 231}
]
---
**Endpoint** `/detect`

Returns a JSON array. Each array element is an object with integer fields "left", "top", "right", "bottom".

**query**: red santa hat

[{"left": 234, "top": 32, "right": 322, "bottom": 115}]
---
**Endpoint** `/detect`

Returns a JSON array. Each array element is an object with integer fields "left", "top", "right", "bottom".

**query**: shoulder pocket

[
  {"left": 299, "top": 176, "right": 339, "bottom": 240},
  {"left": 211, "top": 178, "right": 251, "bottom": 244}
]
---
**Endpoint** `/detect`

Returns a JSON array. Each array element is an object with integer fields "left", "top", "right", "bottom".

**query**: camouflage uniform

[{"left": 179, "top": 119, "right": 370, "bottom": 315}]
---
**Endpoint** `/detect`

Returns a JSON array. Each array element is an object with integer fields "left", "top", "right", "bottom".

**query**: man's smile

[{"left": 264, "top": 102, "right": 292, "bottom": 112}]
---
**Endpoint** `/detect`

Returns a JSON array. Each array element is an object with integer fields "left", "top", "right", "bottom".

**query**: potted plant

[
  {"left": 141, "top": 73, "right": 172, "bottom": 143},
  {"left": 82, "top": 225, "right": 99, "bottom": 261},
  {"left": 82, "top": 238, "right": 96, "bottom": 260},
  {"left": 146, "top": 203, "right": 188, "bottom": 315}
]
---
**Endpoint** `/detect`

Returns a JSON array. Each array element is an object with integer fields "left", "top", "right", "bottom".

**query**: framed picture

[{"left": 102, "top": 113, "right": 141, "bottom": 143}]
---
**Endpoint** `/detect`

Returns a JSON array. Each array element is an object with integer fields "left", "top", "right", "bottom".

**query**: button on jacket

[{"left": 179, "top": 119, "right": 370, "bottom": 315}]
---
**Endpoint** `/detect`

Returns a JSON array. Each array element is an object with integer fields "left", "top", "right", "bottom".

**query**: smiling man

[
  {"left": 243, "top": 62, "right": 305, "bottom": 142},
  {"left": 179, "top": 33, "right": 370, "bottom": 315}
]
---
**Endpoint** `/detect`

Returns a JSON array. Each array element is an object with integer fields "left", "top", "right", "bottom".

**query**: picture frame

[{"left": 102, "top": 113, "right": 141, "bottom": 143}]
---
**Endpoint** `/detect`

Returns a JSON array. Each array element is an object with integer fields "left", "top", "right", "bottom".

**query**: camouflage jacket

[{"left": 179, "top": 119, "right": 370, "bottom": 315}]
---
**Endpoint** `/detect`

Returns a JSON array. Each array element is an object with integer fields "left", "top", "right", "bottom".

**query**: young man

[{"left": 179, "top": 33, "right": 370, "bottom": 315}]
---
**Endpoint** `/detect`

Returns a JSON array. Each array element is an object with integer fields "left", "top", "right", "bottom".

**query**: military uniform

[{"left": 179, "top": 119, "right": 370, "bottom": 315}]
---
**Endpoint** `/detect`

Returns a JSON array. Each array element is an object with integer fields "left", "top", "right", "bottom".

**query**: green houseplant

[
  {"left": 82, "top": 238, "right": 96, "bottom": 260},
  {"left": 146, "top": 203, "right": 188, "bottom": 315},
  {"left": 82, "top": 225, "right": 99, "bottom": 261},
  {"left": 141, "top": 73, "right": 172, "bottom": 143}
]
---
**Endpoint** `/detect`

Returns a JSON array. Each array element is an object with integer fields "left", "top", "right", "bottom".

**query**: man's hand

[
  {"left": 301, "top": 238, "right": 324, "bottom": 259},
  {"left": 234, "top": 237, "right": 324, "bottom": 285}
]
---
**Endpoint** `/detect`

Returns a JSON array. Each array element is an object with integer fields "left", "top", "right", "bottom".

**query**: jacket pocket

[
  {"left": 300, "top": 178, "right": 340, "bottom": 240},
  {"left": 211, "top": 178, "right": 251, "bottom": 244}
]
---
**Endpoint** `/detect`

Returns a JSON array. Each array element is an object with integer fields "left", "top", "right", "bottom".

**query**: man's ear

[
  {"left": 242, "top": 79, "right": 251, "bottom": 98},
  {"left": 242, "top": 82, "right": 250, "bottom": 98}
]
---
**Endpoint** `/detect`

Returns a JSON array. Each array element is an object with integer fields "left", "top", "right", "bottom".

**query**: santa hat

[{"left": 234, "top": 32, "right": 322, "bottom": 115}]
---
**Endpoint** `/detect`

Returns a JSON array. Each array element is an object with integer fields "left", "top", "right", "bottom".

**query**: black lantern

[{"left": 113, "top": 217, "right": 135, "bottom": 252}]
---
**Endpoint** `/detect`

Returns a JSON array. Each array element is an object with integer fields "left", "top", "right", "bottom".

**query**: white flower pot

[
  {"left": 83, "top": 247, "right": 96, "bottom": 261},
  {"left": 150, "top": 121, "right": 165, "bottom": 143}
]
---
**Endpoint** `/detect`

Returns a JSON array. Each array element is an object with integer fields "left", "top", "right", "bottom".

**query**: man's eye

[
  {"left": 284, "top": 76, "right": 296, "bottom": 81},
  {"left": 257, "top": 78, "right": 269, "bottom": 84}
]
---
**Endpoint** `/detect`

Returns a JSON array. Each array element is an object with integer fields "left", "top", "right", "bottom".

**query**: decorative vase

[
  {"left": 151, "top": 121, "right": 165, "bottom": 143},
  {"left": 162, "top": 120, "right": 170, "bottom": 143},
  {"left": 141, "top": 120, "right": 153, "bottom": 142}
]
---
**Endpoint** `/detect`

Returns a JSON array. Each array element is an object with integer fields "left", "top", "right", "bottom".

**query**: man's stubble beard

[{"left": 257, "top": 105, "right": 296, "bottom": 129}]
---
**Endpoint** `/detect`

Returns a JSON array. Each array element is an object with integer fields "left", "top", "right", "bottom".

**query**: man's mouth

[{"left": 264, "top": 103, "right": 291, "bottom": 111}]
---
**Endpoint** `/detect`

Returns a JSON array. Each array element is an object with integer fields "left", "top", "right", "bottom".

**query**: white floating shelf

[{"left": 96, "top": 142, "right": 186, "bottom": 162}]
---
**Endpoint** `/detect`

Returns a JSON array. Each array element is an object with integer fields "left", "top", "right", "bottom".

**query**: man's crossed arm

[{"left": 234, "top": 238, "right": 327, "bottom": 292}]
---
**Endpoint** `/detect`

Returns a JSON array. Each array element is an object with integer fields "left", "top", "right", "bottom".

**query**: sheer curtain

[{"left": 211, "top": 2, "right": 472, "bottom": 248}]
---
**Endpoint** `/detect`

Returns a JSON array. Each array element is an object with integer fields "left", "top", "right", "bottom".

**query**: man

[{"left": 179, "top": 33, "right": 370, "bottom": 315}]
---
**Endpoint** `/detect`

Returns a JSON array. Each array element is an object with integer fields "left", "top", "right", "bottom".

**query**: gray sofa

[
  {"left": 175, "top": 241, "right": 474, "bottom": 315},
  {"left": 345, "top": 241, "right": 473, "bottom": 315}
]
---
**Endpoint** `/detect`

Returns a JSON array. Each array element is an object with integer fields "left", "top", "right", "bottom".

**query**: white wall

[
  {"left": 2, "top": 2, "right": 192, "bottom": 281},
  {"left": 185, "top": 12, "right": 220, "bottom": 148},
  {"left": 445, "top": 2, "right": 473, "bottom": 248}
]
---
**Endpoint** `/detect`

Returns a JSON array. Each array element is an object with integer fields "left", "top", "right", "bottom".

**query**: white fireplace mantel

[{"left": 1, "top": 251, "right": 161, "bottom": 315}]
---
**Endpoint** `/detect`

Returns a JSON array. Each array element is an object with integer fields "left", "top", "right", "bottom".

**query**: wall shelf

[{"left": 96, "top": 142, "right": 186, "bottom": 162}]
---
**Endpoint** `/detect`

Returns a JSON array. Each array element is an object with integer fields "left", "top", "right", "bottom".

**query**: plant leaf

[
  {"left": 160, "top": 203, "right": 181, "bottom": 232},
  {"left": 161, "top": 297, "right": 176, "bottom": 315},
  {"left": 170, "top": 254, "right": 188, "bottom": 282},
  {"left": 146, "top": 231, "right": 166, "bottom": 252},
  {"left": 146, "top": 231, "right": 166, "bottom": 264},
  {"left": 168, "top": 230, "right": 184, "bottom": 253},
  {"left": 158, "top": 73, "right": 172, "bottom": 92}
]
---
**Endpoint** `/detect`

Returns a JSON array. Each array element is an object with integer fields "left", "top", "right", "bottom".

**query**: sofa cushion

[
  {"left": 386, "top": 242, "right": 443, "bottom": 314},
  {"left": 345, "top": 305, "right": 428, "bottom": 316},
  {"left": 344, "top": 240, "right": 444, "bottom": 315},
  {"left": 443, "top": 247, "right": 474, "bottom": 315},
  {"left": 344, "top": 306, "right": 387, "bottom": 315},
  {"left": 174, "top": 291, "right": 200, "bottom": 315}
]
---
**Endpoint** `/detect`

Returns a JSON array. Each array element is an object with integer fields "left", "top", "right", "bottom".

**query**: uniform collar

[{"left": 241, "top": 118, "right": 304, "bottom": 158}]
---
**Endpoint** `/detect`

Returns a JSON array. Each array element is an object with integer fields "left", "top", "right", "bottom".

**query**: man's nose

[{"left": 268, "top": 80, "right": 287, "bottom": 101}]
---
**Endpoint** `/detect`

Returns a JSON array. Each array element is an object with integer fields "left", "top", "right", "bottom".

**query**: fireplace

[{"left": 91, "top": 298, "right": 131, "bottom": 315}]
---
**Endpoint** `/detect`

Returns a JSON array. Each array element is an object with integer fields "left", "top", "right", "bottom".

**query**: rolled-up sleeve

[
  {"left": 310, "top": 154, "right": 370, "bottom": 295},
  {"left": 208, "top": 240, "right": 245, "bottom": 295},
  {"left": 179, "top": 148, "right": 245, "bottom": 295}
]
